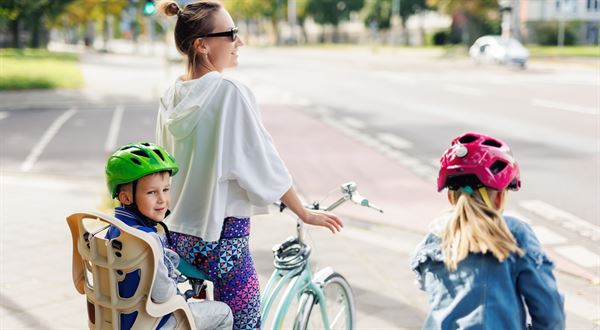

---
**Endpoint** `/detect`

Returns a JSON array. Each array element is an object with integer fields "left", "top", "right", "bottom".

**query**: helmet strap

[
  {"left": 449, "top": 190, "right": 455, "bottom": 205},
  {"left": 478, "top": 187, "right": 494, "bottom": 209}
]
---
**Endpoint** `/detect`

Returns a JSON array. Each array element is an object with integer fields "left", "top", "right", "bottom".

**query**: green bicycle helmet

[{"left": 106, "top": 142, "right": 179, "bottom": 198}]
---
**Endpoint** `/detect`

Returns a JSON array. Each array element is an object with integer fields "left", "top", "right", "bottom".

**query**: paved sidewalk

[
  {"left": 0, "top": 171, "right": 428, "bottom": 329},
  {"left": 1, "top": 48, "right": 597, "bottom": 329}
]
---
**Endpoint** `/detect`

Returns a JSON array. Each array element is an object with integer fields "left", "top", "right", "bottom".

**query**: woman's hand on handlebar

[
  {"left": 302, "top": 210, "right": 344, "bottom": 234},
  {"left": 280, "top": 186, "right": 344, "bottom": 234}
]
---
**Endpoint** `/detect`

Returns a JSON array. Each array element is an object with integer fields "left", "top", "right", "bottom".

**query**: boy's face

[{"left": 118, "top": 172, "right": 171, "bottom": 222}]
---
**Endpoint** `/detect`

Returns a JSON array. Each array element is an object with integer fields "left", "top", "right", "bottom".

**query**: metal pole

[
  {"left": 557, "top": 0, "right": 565, "bottom": 47},
  {"left": 287, "top": 0, "right": 297, "bottom": 44},
  {"left": 391, "top": 0, "right": 401, "bottom": 45}
]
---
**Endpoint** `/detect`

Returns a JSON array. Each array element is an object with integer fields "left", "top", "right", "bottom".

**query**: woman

[{"left": 155, "top": 1, "right": 343, "bottom": 329}]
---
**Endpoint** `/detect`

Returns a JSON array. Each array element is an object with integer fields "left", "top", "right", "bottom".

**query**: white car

[{"left": 469, "top": 36, "right": 529, "bottom": 68}]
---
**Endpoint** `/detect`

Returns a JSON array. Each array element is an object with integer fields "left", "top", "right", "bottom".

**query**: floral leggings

[{"left": 170, "top": 218, "right": 261, "bottom": 330}]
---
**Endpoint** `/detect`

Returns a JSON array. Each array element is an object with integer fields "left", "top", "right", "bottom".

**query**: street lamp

[{"left": 499, "top": 0, "right": 513, "bottom": 39}]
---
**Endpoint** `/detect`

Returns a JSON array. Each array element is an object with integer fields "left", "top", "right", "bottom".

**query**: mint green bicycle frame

[
  {"left": 259, "top": 182, "right": 382, "bottom": 329},
  {"left": 260, "top": 259, "right": 332, "bottom": 328}
]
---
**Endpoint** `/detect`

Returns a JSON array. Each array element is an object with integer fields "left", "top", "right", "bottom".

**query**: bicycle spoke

[{"left": 330, "top": 305, "right": 346, "bottom": 328}]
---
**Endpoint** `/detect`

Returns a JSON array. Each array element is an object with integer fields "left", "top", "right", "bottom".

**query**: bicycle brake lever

[{"left": 351, "top": 192, "right": 384, "bottom": 213}]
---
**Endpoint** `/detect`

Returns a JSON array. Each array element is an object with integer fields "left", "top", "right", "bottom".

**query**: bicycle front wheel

[{"left": 295, "top": 272, "right": 355, "bottom": 330}]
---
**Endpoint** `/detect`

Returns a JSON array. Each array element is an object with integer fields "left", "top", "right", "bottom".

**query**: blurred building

[{"left": 515, "top": 0, "right": 600, "bottom": 44}]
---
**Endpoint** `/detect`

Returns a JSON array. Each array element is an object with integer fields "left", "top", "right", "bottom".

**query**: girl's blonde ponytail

[{"left": 441, "top": 188, "right": 524, "bottom": 271}]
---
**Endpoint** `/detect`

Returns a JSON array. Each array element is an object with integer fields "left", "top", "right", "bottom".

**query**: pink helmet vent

[{"left": 437, "top": 132, "right": 521, "bottom": 192}]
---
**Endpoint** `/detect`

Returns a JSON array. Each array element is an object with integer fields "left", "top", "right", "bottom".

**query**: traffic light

[{"left": 143, "top": 0, "right": 156, "bottom": 15}]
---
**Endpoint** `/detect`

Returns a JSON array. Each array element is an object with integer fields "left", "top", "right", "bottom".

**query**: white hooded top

[{"left": 156, "top": 71, "right": 292, "bottom": 241}]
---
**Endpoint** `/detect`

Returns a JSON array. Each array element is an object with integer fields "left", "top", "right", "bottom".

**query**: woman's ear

[{"left": 194, "top": 38, "right": 209, "bottom": 55}]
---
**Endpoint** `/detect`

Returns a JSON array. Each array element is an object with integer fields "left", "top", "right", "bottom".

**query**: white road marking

[
  {"left": 519, "top": 200, "right": 600, "bottom": 240},
  {"left": 341, "top": 226, "right": 420, "bottom": 254},
  {"left": 531, "top": 98, "right": 598, "bottom": 115},
  {"left": 342, "top": 116, "right": 366, "bottom": 129},
  {"left": 20, "top": 108, "right": 77, "bottom": 172},
  {"left": 443, "top": 85, "right": 485, "bottom": 97},
  {"left": 531, "top": 225, "right": 568, "bottom": 245},
  {"left": 104, "top": 105, "right": 124, "bottom": 153},
  {"left": 553, "top": 245, "right": 600, "bottom": 268},
  {"left": 563, "top": 292, "right": 600, "bottom": 325},
  {"left": 377, "top": 133, "right": 414, "bottom": 149},
  {"left": 0, "top": 112, "right": 9, "bottom": 120}
]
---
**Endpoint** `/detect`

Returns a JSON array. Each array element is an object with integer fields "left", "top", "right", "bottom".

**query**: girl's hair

[
  {"left": 157, "top": 0, "right": 222, "bottom": 76},
  {"left": 441, "top": 187, "right": 524, "bottom": 271}
]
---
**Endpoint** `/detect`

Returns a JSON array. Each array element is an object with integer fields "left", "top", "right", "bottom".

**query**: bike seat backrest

[{"left": 67, "top": 211, "right": 195, "bottom": 330}]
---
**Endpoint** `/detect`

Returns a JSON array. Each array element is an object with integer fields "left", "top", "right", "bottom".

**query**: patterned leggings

[{"left": 170, "top": 218, "right": 261, "bottom": 330}]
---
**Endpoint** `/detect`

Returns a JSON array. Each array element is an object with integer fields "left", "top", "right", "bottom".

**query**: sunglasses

[{"left": 199, "top": 27, "right": 239, "bottom": 42}]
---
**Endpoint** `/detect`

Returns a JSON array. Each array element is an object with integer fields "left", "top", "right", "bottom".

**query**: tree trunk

[
  {"left": 11, "top": 18, "right": 21, "bottom": 48},
  {"left": 271, "top": 16, "right": 280, "bottom": 45},
  {"left": 30, "top": 17, "right": 41, "bottom": 48}
]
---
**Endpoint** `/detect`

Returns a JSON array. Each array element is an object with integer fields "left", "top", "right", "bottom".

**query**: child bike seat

[{"left": 67, "top": 211, "right": 196, "bottom": 330}]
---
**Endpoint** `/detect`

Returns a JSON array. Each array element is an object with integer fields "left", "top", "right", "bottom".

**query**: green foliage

[
  {"left": 467, "top": 13, "right": 500, "bottom": 43},
  {"left": 363, "top": 0, "right": 392, "bottom": 30},
  {"left": 307, "top": 0, "right": 365, "bottom": 26},
  {"left": 1, "top": 0, "right": 75, "bottom": 47},
  {"left": 432, "top": 30, "right": 449, "bottom": 45},
  {"left": 427, "top": 0, "right": 499, "bottom": 44},
  {"left": 225, "top": 0, "right": 279, "bottom": 20},
  {"left": 59, "top": 0, "right": 127, "bottom": 26},
  {"left": 0, "top": 49, "right": 83, "bottom": 90},
  {"left": 528, "top": 21, "right": 580, "bottom": 46},
  {"left": 363, "top": 0, "right": 428, "bottom": 30},
  {"left": 526, "top": 45, "right": 600, "bottom": 57}
]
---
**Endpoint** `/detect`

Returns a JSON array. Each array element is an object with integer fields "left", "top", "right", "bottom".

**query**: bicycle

[
  {"left": 178, "top": 181, "right": 382, "bottom": 329},
  {"left": 260, "top": 181, "right": 383, "bottom": 330}
]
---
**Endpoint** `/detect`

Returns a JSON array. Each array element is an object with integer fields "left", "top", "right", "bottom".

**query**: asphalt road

[{"left": 0, "top": 46, "right": 598, "bottom": 328}]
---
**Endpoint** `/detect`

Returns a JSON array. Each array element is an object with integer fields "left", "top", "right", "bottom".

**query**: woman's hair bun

[{"left": 157, "top": 0, "right": 181, "bottom": 17}]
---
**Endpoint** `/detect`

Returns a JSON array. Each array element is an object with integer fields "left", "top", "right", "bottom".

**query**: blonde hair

[
  {"left": 157, "top": 0, "right": 222, "bottom": 77},
  {"left": 441, "top": 187, "right": 524, "bottom": 271}
]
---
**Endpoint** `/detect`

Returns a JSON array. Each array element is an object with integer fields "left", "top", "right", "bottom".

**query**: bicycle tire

[{"left": 295, "top": 272, "right": 355, "bottom": 330}]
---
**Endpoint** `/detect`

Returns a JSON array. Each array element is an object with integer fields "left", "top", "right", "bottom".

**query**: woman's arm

[{"left": 280, "top": 187, "right": 344, "bottom": 234}]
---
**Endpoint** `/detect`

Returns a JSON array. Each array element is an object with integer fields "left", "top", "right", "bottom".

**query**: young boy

[{"left": 105, "top": 142, "right": 233, "bottom": 330}]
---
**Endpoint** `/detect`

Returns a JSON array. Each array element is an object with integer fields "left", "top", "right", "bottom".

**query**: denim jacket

[{"left": 410, "top": 215, "right": 565, "bottom": 330}]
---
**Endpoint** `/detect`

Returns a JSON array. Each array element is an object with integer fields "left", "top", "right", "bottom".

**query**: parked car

[{"left": 469, "top": 36, "right": 529, "bottom": 68}]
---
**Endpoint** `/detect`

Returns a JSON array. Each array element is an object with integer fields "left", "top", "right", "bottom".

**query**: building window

[
  {"left": 588, "top": 0, "right": 600, "bottom": 11},
  {"left": 556, "top": 0, "right": 577, "bottom": 12}
]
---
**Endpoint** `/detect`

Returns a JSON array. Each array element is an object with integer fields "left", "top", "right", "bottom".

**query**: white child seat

[{"left": 67, "top": 211, "right": 196, "bottom": 330}]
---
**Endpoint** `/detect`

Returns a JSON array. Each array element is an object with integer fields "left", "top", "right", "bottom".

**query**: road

[{"left": 0, "top": 46, "right": 598, "bottom": 328}]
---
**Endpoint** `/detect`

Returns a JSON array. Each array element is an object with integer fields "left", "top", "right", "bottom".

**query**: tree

[
  {"left": 427, "top": 0, "right": 499, "bottom": 44},
  {"left": 225, "top": 0, "right": 282, "bottom": 43},
  {"left": 0, "top": 0, "right": 74, "bottom": 48},
  {"left": 307, "top": 0, "right": 364, "bottom": 42},
  {"left": 363, "top": 0, "right": 428, "bottom": 43},
  {"left": 57, "top": 0, "right": 128, "bottom": 48}
]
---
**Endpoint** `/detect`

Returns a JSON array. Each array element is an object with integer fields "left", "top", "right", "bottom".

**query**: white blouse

[{"left": 156, "top": 71, "right": 292, "bottom": 241}]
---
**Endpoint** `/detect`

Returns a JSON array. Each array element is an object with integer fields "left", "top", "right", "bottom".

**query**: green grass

[
  {"left": 525, "top": 45, "right": 600, "bottom": 58},
  {"left": 0, "top": 48, "right": 84, "bottom": 90}
]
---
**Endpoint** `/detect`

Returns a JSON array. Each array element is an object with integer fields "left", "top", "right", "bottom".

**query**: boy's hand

[{"left": 302, "top": 210, "right": 343, "bottom": 234}]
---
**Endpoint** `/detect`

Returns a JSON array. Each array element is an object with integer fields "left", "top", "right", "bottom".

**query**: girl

[
  {"left": 155, "top": 1, "right": 343, "bottom": 329},
  {"left": 410, "top": 132, "right": 565, "bottom": 329}
]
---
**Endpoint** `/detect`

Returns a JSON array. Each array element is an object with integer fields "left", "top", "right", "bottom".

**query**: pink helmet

[{"left": 437, "top": 132, "right": 521, "bottom": 192}]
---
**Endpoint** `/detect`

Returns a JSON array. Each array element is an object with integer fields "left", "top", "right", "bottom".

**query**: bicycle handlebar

[
  {"left": 275, "top": 181, "right": 384, "bottom": 214},
  {"left": 274, "top": 181, "right": 383, "bottom": 245}
]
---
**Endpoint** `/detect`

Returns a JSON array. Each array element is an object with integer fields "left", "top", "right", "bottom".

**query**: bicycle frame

[
  {"left": 260, "top": 182, "right": 382, "bottom": 329},
  {"left": 261, "top": 258, "right": 333, "bottom": 329}
]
